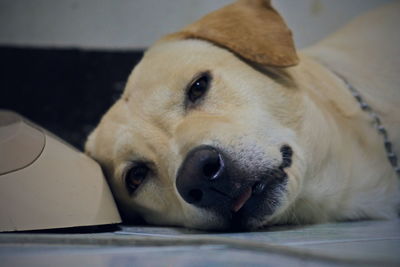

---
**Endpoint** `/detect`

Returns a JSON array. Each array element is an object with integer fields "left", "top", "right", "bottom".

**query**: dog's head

[{"left": 85, "top": 0, "right": 307, "bottom": 230}]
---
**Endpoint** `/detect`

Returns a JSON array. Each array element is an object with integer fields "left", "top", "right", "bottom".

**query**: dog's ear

[{"left": 163, "top": 0, "right": 298, "bottom": 67}]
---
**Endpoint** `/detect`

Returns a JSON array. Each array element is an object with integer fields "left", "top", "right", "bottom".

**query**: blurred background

[{"left": 0, "top": 0, "right": 394, "bottom": 150}]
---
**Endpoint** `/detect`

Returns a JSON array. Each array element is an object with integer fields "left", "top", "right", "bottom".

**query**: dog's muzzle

[{"left": 176, "top": 145, "right": 292, "bottom": 228}]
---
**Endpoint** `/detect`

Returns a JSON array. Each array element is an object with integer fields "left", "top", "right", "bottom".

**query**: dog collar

[{"left": 332, "top": 71, "right": 400, "bottom": 179}]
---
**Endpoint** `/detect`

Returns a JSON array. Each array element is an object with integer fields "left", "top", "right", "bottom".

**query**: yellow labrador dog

[{"left": 85, "top": 0, "right": 400, "bottom": 230}]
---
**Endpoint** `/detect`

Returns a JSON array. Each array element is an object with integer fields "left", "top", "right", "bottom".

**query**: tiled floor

[{"left": 1, "top": 219, "right": 399, "bottom": 266}]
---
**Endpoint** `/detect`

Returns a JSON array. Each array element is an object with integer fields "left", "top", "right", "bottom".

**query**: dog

[{"left": 85, "top": 0, "right": 400, "bottom": 230}]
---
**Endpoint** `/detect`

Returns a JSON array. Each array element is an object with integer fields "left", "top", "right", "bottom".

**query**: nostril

[
  {"left": 188, "top": 189, "right": 203, "bottom": 203},
  {"left": 203, "top": 154, "right": 224, "bottom": 180},
  {"left": 203, "top": 161, "right": 219, "bottom": 178},
  {"left": 176, "top": 146, "right": 226, "bottom": 207}
]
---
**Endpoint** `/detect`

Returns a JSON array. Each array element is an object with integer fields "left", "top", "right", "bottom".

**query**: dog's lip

[
  {"left": 230, "top": 181, "right": 267, "bottom": 213},
  {"left": 231, "top": 187, "right": 252, "bottom": 213}
]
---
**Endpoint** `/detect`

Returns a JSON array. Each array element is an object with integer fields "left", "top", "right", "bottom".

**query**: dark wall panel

[{"left": 0, "top": 46, "right": 144, "bottom": 150}]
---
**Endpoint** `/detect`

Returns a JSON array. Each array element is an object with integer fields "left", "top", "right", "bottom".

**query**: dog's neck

[
  {"left": 275, "top": 55, "right": 400, "bottom": 224},
  {"left": 301, "top": 1, "right": 400, "bottom": 157},
  {"left": 272, "top": 2, "right": 400, "bottom": 224}
]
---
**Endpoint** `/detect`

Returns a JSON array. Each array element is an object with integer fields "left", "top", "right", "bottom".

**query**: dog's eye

[
  {"left": 187, "top": 73, "right": 210, "bottom": 103},
  {"left": 125, "top": 164, "right": 149, "bottom": 193}
]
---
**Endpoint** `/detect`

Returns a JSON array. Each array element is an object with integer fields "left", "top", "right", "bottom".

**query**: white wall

[{"left": 0, "top": 0, "right": 394, "bottom": 49}]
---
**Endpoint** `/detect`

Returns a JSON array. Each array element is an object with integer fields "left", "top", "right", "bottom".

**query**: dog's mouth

[
  {"left": 231, "top": 179, "right": 271, "bottom": 213},
  {"left": 200, "top": 161, "right": 290, "bottom": 230},
  {"left": 231, "top": 186, "right": 253, "bottom": 213},
  {"left": 227, "top": 145, "right": 293, "bottom": 230},
  {"left": 227, "top": 167, "right": 288, "bottom": 230}
]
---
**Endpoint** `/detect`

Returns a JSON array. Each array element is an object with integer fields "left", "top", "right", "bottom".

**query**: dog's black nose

[{"left": 176, "top": 145, "right": 227, "bottom": 207}]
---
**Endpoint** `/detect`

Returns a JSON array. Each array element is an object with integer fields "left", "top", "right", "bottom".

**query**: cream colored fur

[{"left": 85, "top": 2, "right": 400, "bottom": 230}]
